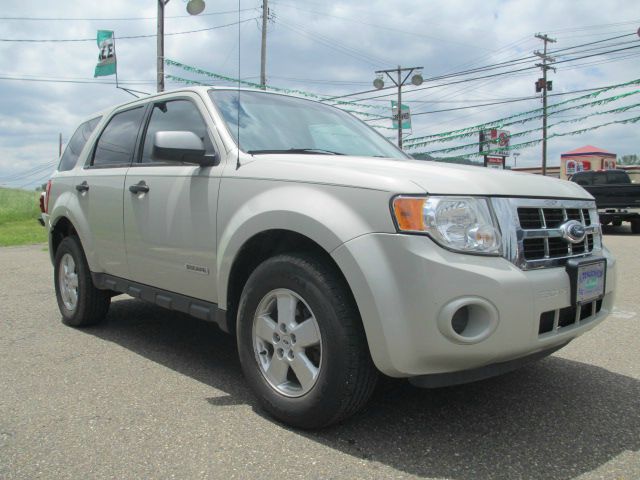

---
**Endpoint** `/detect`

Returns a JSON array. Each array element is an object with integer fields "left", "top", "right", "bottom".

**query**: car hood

[{"left": 237, "top": 154, "right": 592, "bottom": 199}]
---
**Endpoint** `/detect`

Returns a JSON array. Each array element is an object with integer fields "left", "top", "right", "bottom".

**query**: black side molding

[
  {"left": 408, "top": 341, "right": 570, "bottom": 389},
  {"left": 92, "top": 272, "right": 231, "bottom": 333}
]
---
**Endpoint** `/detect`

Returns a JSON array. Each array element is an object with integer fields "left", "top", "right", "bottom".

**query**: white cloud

[{"left": 0, "top": 0, "right": 638, "bottom": 187}]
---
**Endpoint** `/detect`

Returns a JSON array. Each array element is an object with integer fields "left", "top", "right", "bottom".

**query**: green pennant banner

[
  {"left": 403, "top": 78, "right": 640, "bottom": 145},
  {"left": 94, "top": 30, "right": 116, "bottom": 78}
]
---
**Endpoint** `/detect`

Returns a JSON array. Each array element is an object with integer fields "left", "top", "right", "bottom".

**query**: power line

[
  {"left": 547, "top": 19, "right": 640, "bottom": 34},
  {"left": 0, "top": 8, "right": 258, "bottom": 21},
  {"left": 0, "top": 17, "right": 258, "bottom": 42},
  {"left": 270, "top": 0, "right": 493, "bottom": 51},
  {"left": 409, "top": 103, "right": 640, "bottom": 154},
  {"left": 410, "top": 114, "right": 640, "bottom": 158},
  {"left": 329, "top": 43, "right": 640, "bottom": 103},
  {"left": 275, "top": 19, "right": 393, "bottom": 68},
  {"left": 0, "top": 75, "right": 155, "bottom": 85}
]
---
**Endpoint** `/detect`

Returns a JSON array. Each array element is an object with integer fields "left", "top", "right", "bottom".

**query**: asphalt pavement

[{"left": 1, "top": 228, "right": 638, "bottom": 479}]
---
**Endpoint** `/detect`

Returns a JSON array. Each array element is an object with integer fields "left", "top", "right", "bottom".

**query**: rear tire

[
  {"left": 237, "top": 253, "right": 377, "bottom": 429},
  {"left": 54, "top": 236, "right": 110, "bottom": 327}
]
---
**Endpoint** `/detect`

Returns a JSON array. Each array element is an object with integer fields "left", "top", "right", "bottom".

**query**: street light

[
  {"left": 157, "top": 0, "right": 207, "bottom": 92},
  {"left": 373, "top": 66, "right": 423, "bottom": 149}
]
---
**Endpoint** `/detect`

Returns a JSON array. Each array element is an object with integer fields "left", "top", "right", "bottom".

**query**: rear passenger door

[
  {"left": 123, "top": 95, "right": 222, "bottom": 303},
  {"left": 76, "top": 105, "right": 147, "bottom": 278}
]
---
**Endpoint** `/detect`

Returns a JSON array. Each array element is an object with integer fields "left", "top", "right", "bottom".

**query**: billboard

[{"left": 480, "top": 129, "right": 510, "bottom": 154}]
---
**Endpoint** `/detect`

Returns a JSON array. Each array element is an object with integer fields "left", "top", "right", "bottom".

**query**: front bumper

[{"left": 331, "top": 233, "right": 616, "bottom": 378}]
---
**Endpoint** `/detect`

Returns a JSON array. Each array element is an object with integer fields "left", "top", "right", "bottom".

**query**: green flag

[
  {"left": 391, "top": 101, "right": 411, "bottom": 130},
  {"left": 94, "top": 30, "right": 116, "bottom": 78}
]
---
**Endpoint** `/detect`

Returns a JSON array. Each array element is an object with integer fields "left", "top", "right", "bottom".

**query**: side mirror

[{"left": 152, "top": 131, "right": 218, "bottom": 167}]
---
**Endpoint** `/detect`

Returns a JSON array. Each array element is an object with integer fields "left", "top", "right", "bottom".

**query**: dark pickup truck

[{"left": 570, "top": 169, "right": 640, "bottom": 233}]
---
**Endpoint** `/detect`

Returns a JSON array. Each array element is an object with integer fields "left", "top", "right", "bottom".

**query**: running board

[{"left": 91, "top": 272, "right": 230, "bottom": 333}]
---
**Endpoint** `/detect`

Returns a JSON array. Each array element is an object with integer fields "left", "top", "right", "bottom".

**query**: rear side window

[
  {"left": 92, "top": 106, "right": 145, "bottom": 167},
  {"left": 58, "top": 117, "right": 101, "bottom": 171},
  {"left": 607, "top": 171, "right": 629, "bottom": 184},
  {"left": 140, "top": 100, "right": 214, "bottom": 163}
]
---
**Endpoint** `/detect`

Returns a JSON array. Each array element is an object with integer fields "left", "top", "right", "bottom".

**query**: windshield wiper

[{"left": 247, "top": 148, "right": 344, "bottom": 155}]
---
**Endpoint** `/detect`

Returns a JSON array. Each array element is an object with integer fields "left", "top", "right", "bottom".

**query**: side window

[
  {"left": 92, "top": 107, "right": 145, "bottom": 167},
  {"left": 141, "top": 100, "right": 214, "bottom": 163},
  {"left": 573, "top": 173, "right": 591, "bottom": 186},
  {"left": 58, "top": 117, "right": 101, "bottom": 171},
  {"left": 592, "top": 173, "right": 608, "bottom": 185},
  {"left": 607, "top": 171, "right": 629, "bottom": 184}
]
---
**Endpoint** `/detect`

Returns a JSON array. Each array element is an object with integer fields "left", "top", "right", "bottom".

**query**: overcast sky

[{"left": 0, "top": 0, "right": 638, "bottom": 188}]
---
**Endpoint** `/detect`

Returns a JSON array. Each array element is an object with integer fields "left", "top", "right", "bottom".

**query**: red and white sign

[
  {"left": 566, "top": 159, "right": 592, "bottom": 175},
  {"left": 480, "top": 129, "right": 510, "bottom": 153},
  {"left": 486, "top": 156, "right": 504, "bottom": 169}
]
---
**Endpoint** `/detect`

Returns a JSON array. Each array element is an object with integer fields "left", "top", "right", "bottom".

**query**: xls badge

[{"left": 186, "top": 264, "right": 210, "bottom": 275}]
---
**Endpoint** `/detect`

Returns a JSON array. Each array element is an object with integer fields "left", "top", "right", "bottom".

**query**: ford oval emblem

[{"left": 560, "top": 220, "right": 586, "bottom": 244}]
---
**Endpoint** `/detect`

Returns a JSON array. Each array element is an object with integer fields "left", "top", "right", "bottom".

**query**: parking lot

[{"left": 1, "top": 229, "right": 638, "bottom": 480}]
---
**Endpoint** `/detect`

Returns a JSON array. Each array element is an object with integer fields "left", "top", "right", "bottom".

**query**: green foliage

[
  {"left": 0, "top": 188, "right": 41, "bottom": 224},
  {"left": 0, "top": 188, "right": 47, "bottom": 246},
  {"left": 619, "top": 154, "right": 639, "bottom": 165}
]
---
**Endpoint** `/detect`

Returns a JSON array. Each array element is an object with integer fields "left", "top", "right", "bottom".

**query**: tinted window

[
  {"left": 573, "top": 172, "right": 592, "bottom": 186},
  {"left": 592, "top": 173, "right": 608, "bottom": 185},
  {"left": 141, "top": 100, "right": 213, "bottom": 163},
  {"left": 58, "top": 117, "right": 101, "bottom": 171},
  {"left": 92, "top": 107, "right": 145, "bottom": 167},
  {"left": 607, "top": 171, "right": 629, "bottom": 184}
]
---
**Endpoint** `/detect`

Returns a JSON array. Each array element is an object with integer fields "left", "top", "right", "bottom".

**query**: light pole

[
  {"left": 157, "top": 0, "right": 206, "bottom": 92},
  {"left": 373, "top": 66, "right": 423, "bottom": 149},
  {"left": 513, "top": 152, "right": 520, "bottom": 168}
]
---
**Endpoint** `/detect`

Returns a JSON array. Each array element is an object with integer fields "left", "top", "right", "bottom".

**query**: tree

[{"left": 619, "top": 154, "right": 640, "bottom": 165}]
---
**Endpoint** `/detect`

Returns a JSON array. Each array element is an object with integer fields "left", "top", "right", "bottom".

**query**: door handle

[
  {"left": 75, "top": 181, "right": 89, "bottom": 192},
  {"left": 129, "top": 181, "right": 150, "bottom": 194}
]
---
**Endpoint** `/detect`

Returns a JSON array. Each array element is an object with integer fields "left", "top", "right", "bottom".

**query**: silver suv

[{"left": 45, "top": 87, "right": 615, "bottom": 428}]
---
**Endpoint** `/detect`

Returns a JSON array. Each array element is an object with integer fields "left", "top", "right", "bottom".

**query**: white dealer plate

[{"left": 575, "top": 260, "right": 606, "bottom": 304}]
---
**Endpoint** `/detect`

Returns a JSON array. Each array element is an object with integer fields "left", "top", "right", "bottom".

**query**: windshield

[{"left": 209, "top": 90, "right": 407, "bottom": 159}]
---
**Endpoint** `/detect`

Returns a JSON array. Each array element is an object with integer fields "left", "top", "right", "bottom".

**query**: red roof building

[{"left": 559, "top": 145, "right": 617, "bottom": 179}]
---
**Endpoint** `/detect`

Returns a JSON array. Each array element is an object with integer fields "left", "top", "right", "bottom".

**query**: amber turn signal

[{"left": 392, "top": 197, "right": 426, "bottom": 232}]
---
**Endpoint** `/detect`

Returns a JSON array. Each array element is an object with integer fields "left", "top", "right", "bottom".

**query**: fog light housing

[{"left": 451, "top": 306, "right": 469, "bottom": 334}]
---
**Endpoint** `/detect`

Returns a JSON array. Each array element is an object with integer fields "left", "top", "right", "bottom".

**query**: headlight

[{"left": 392, "top": 195, "right": 502, "bottom": 255}]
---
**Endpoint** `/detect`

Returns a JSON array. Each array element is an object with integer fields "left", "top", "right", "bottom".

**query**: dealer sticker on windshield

[{"left": 576, "top": 261, "right": 606, "bottom": 304}]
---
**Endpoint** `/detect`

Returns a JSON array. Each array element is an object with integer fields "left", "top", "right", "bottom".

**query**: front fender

[{"left": 216, "top": 180, "right": 395, "bottom": 310}]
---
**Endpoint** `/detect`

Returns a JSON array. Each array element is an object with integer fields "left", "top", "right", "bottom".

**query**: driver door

[{"left": 123, "top": 95, "right": 222, "bottom": 303}]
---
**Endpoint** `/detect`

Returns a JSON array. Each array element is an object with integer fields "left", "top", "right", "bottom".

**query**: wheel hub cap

[
  {"left": 58, "top": 253, "right": 78, "bottom": 311},
  {"left": 252, "top": 288, "right": 322, "bottom": 397}
]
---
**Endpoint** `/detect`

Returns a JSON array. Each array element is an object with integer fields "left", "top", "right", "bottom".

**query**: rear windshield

[{"left": 58, "top": 116, "right": 102, "bottom": 171}]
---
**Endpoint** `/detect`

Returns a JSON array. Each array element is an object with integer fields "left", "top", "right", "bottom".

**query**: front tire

[
  {"left": 54, "top": 236, "right": 110, "bottom": 327},
  {"left": 631, "top": 219, "right": 640, "bottom": 234},
  {"left": 237, "top": 253, "right": 377, "bottom": 429}
]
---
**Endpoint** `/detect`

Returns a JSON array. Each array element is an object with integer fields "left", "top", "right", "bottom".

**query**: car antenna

[{"left": 236, "top": 0, "right": 241, "bottom": 170}]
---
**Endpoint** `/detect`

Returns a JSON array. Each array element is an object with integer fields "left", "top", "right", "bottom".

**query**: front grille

[
  {"left": 490, "top": 198, "right": 602, "bottom": 270},
  {"left": 514, "top": 205, "right": 601, "bottom": 269},
  {"left": 538, "top": 299, "right": 603, "bottom": 335}
]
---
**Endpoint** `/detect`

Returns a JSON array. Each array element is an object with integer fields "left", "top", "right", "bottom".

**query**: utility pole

[
  {"left": 157, "top": 1, "right": 205, "bottom": 93},
  {"left": 59, "top": 133, "right": 62, "bottom": 157},
  {"left": 534, "top": 33, "right": 556, "bottom": 176},
  {"left": 157, "top": 0, "right": 167, "bottom": 93},
  {"left": 373, "top": 66, "right": 423, "bottom": 149},
  {"left": 260, "top": 0, "right": 268, "bottom": 89}
]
